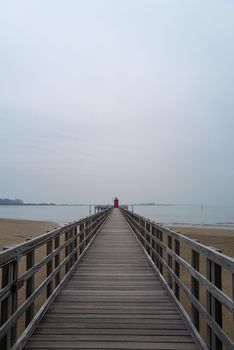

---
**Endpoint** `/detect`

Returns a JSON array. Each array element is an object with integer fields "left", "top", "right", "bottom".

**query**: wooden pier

[
  {"left": 94, "top": 205, "right": 111, "bottom": 213},
  {"left": 25, "top": 209, "right": 197, "bottom": 349},
  {"left": 0, "top": 208, "right": 233, "bottom": 350}
]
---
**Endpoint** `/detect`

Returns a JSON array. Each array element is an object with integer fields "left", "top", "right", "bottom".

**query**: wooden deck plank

[
  {"left": 28, "top": 334, "right": 194, "bottom": 342},
  {"left": 25, "top": 209, "right": 199, "bottom": 350},
  {"left": 35, "top": 322, "right": 188, "bottom": 330},
  {"left": 26, "top": 340, "right": 198, "bottom": 349},
  {"left": 34, "top": 329, "right": 191, "bottom": 336}
]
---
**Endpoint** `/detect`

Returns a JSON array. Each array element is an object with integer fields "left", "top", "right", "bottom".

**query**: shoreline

[{"left": 0, "top": 218, "right": 233, "bottom": 257}]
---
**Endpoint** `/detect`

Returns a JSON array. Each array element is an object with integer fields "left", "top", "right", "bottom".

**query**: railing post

[
  {"left": 84, "top": 220, "right": 89, "bottom": 248},
  {"left": 151, "top": 226, "right": 156, "bottom": 263},
  {"left": 191, "top": 248, "right": 200, "bottom": 331},
  {"left": 77, "top": 224, "right": 81, "bottom": 257},
  {"left": 79, "top": 222, "right": 85, "bottom": 255},
  {"left": 145, "top": 222, "right": 150, "bottom": 255},
  {"left": 69, "top": 227, "right": 75, "bottom": 267},
  {"left": 157, "top": 229, "right": 163, "bottom": 274},
  {"left": 47, "top": 240, "right": 53, "bottom": 298},
  {"left": 86, "top": 219, "right": 90, "bottom": 246},
  {"left": 167, "top": 235, "right": 173, "bottom": 289},
  {"left": 54, "top": 235, "right": 60, "bottom": 287},
  {"left": 65, "top": 228, "right": 74, "bottom": 273},
  {"left": 65, "top": 230, "right": 69, "bottom": 273},
  {"left": 0, "top": 247, "right": 18, "bottom": 349},
  {"left": 140, "top": 219, "right": 143, "bottom": 246},
  {"left": 138, "top": 218, "right": 142, "bottom": 244},
  {"left": 90, "top": 218, "right": 94, "bottom": 239},
  {"left": 148, "top": 223, "right": 152, "bottom": 257},
  {"left": 134, "top": 215, "right": 138, "bottom": 234},
  {"left": 206, "top": 251, "right": 222, "bottom": 350},
  {"left": 25, "top": 242, "right": 35, "bottom": 327},
  {"left": 143, "top": 220, "right": 146, "bottom": 248},
  {"left": 74, "top": 226, "right": 78, "bottom": 262},
  {"left": 83, "top": 221, "right": 87, "bottom": 249},
  {"left": 138, "top": 217, "right": 140, "bottom": 241},
  {"left": 174, "top": 239, "right": 180, "bottom": 300}
]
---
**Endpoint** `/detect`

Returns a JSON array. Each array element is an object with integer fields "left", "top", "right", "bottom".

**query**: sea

[{"left": 0, "top": 204, "right": 234, "bottom": 228}]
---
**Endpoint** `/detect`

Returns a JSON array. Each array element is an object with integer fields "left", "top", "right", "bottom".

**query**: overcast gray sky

[{"left": 0, "top": 0, "right": 234, "bottom": 205}]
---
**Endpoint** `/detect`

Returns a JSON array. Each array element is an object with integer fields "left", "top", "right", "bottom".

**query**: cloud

[{"left": 0, "top": 1, "right": 234, "bottom": 204}]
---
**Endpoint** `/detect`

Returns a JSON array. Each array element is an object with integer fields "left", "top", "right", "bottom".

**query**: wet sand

[{"left": 0, "top": 218, "right": 59, "bottom": 249}]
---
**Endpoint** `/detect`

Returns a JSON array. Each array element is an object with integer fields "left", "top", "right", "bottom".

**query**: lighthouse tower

[{"left": 114, "top": 197, "right": 119, "bottom": 208}]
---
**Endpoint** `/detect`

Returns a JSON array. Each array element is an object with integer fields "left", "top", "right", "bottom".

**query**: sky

[{"left": 0, "top": 0, "right": 234, "bottom": 205}]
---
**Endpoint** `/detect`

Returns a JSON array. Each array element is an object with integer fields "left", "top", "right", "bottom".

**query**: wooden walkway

[{"left": 25, "top": 209, "right": 199, "bottom": 350}]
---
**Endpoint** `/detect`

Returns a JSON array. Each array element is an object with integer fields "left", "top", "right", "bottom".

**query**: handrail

[
  {"left": 0, "top": 208, "right": 112, "bottom": 350},
  {"left": 120, "top": 208, "right": 234, "bottom": 350}
]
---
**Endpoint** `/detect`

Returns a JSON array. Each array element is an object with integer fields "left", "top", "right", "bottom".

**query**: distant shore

[{"left": 0, "top": 218, "right": 59, "bottom": 249}]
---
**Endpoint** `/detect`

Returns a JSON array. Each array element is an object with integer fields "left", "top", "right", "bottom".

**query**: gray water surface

[{"left": 0, "top": 204, "right": 234, "bottom": 228}]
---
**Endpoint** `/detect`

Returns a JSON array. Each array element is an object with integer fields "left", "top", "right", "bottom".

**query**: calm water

[
  {"left": 0, "top": 204, "right": 234, "bottom": 228},
  {"left": 135, "top": 204, "right": 234, "bottom": 228},
  {"left": 0, "top": 205, "right": 91, "bottom": 225}
]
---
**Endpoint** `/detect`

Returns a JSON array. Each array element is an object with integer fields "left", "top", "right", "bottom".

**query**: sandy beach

[
  {"left": 0, "top": 218, "right": 59, "bottom": 250},
  {"left": 169, "top": 226, "right": 234, "bottom": 257},
  {"left": 1, "top": 218, "right": 233, "bottom": 256}
]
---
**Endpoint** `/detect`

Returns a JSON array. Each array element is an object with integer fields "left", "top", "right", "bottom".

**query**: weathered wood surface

[{"left": 25, "top": 209, "right": 199, "bottom": 350}]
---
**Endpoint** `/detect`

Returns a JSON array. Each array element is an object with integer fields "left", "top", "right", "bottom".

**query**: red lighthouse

[{"left": 114, "top": 197, "right": 119, "bottom": 208}]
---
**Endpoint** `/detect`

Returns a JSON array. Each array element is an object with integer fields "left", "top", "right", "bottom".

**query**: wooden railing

[
  {"left": 0, "top": 208, "right": 111, "bottom": 350},
  {"left": 120, "top": 208, "right": 234, "bottom": 350}
]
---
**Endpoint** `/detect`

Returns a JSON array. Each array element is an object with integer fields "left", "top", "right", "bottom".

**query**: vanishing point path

[{"left": 26, "top": 209, "right": 198, "bottom": 350}]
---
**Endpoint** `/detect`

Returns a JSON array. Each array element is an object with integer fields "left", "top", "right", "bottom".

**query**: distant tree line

[
  {"left": 0, "top": 198, "right": 24, "bottom": 205},
  {"left": 0, "top": 198, "right": 55, "bottom": 205},
  {"left": 25, "top": 203, "right": 56, "bottom": 206}
]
